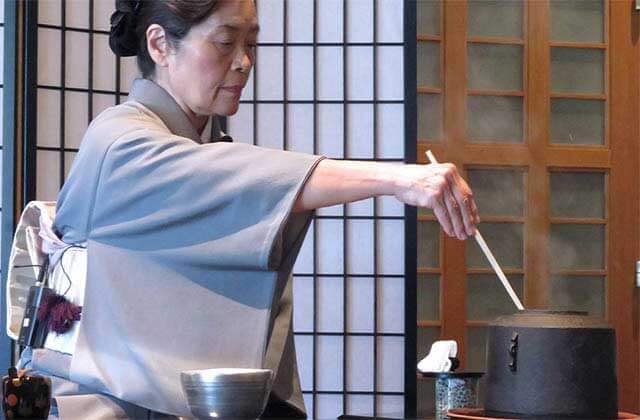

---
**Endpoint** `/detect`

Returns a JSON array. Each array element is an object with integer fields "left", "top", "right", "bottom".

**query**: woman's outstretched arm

[{"left": 293, "top": 159, "right": 479, "bottom": 241}]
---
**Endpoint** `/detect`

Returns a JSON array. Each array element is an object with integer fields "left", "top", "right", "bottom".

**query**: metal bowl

[{"left": 180, "top": 368, "right": 273, "bottom": 419}]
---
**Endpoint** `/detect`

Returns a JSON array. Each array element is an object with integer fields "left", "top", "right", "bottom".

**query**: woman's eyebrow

[{"left": 218, "top": 23, "right": 260, "bottom": 33}]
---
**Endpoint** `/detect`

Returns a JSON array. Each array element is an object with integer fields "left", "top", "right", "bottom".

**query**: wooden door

[{"left": 415, "top": 0, "right": 639, "bottom": 413}]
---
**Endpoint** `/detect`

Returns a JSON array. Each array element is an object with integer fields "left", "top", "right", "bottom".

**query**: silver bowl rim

[{"left": 181, "top": 368, "right": 273, "bottom": 382}]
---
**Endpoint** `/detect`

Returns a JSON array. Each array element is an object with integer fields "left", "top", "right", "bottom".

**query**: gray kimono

[{"left": 32, "top": 78, "right": 323, "bottom": 418}]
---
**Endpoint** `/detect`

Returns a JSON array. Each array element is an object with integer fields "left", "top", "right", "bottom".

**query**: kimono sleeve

[{"left": 87, "top": 133, "right": 324, "bottom": 271}]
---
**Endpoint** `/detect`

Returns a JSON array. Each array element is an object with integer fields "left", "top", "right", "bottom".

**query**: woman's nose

[{"left": 234, "top": 49, "right": 253, "bottom": 74}]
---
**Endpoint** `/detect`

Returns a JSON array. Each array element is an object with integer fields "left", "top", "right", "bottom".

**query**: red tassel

[{"left": 37, "top": 294, "right": 82, "bottom": 334}]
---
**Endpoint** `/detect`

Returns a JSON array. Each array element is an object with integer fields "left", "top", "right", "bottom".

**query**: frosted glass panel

[
  {"left": 467, "top": 0, "right": 523, "bottom": 38},
  {"left": 317, "top": 277, "right": 344, "bottom": 332},
  {"left": 550, "top": 172, "right": 605, "bottom": 218},
  {"left": 418, "top": 42, "right": 441, "bottom": 87},
  {"left": 467, "top": 274, "right": 524, "bottom": 320},
  {"left": 550, "top": 0, "right": 604, "bottom": 43},
  {"left": 418, "top": 94, "right": 442, "bottom": 140},
  {"left": 551, "top": 48, "right": 604, "bottom": 94},
  {"left": 550, "top": 276, "right": 605, "bottom": 318},
  {"left": 417, "top": 327, "right": 440, "bottom": 359},
  {"left": 346, "top": 336, "right": 374, "bottom": 391},
  {"left": 293, "top": 277, "right": 313, "bottom": 332},
  {"left": 467, "top": 223, "right": 523, "bottom": 268},
  {"left": 466, "top": 327, "right": 488, "bottom": 371},
  {"left": 376, "top": 336, "right": 404, "bottom": 392},
  {"left": 468, "top": 44, "right": 522, "bottom": 91},
  {"left": 550, "top": 224, "right": 605, "bottom": 270},
  {"left": 418, "top": 221, "right": 439, "bottom": 268},
  {"left": 347, "top": 219, "right": 374, "bottom": 274},
  {"left": 417, "top": 0, "right": 440, "bottom": 36},
  {"left": 317, "top": 336, "right": 344, "bottom": 391},
  {"left": 467, "top": 96, "right": 523, "bottom": 143},
  {"left": 378, "top": 278, "right": 404, "bottom": 333},
  {"left": 467, "top": 168, "right": 524, "bottom": 217},
  {"left": 347, "top": 277, "right": 374, "bottom": 333},
  {"left": 417, "top": 274, "right": 440, "bottom": 321},
  {"left": 550, "top": 99, "right": 604, "bottom": 145}
]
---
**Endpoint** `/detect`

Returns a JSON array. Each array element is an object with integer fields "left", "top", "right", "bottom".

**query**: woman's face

[{"left": 164, "top": 0, "right": 258, "bottom": 118}]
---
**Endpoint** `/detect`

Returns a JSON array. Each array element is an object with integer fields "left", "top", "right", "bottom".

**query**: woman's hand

[
  {"left": 294, "top": 159, "right": 480, "bottom": 240},
  {"left": 391, "top": 162, "right": 479, "bottom": 240}
]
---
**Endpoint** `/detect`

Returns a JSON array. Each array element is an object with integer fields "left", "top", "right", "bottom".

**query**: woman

[{"left": 22, "top": 0, "right": 479, "bottom": 418}]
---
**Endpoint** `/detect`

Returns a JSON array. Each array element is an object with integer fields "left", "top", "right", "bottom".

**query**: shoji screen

[
  {"left": 36, "top": 0, "right": 138, "bottom": 200},
  {"left": 33, "top": 1, "right": 409, "bottom": 418},
  {"left": 227, "top": 1, "right": 407, "bottom": 418}
]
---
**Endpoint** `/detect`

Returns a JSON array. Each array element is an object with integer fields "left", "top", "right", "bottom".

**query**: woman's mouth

[{"left": 220, "top": 85, "right": 243, "bottom": 96}]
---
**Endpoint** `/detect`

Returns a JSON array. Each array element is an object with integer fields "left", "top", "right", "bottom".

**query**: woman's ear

[{"left": 146, "top": 24, "right": 170, "bottom": 68}]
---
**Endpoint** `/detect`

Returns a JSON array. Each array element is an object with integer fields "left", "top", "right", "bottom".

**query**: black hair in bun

[{"left": 109, "top": 0, "right": 142, "bottom": 57}]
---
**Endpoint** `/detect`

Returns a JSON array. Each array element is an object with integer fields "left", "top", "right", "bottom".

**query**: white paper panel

[
  {"left": 64, "top": 152, "right": 76, "bottom": 180},
  {"left": 317, "top": 0, "right": 344, "bottom": 43},
  {"left": 378, "top": 195, "right": 404, "bottom": 217},
  {"left": 317, "top": 219, "right": 344, "bottom": 274},
  {"left": 65, "top": 91, "right": 88, "bottom": 149},
  {"left": 0, "top": 1, "right": 5, "bottom": 23},
  {"left": 316, "top": 204, "right": 343, "bottom": 216},
  {"left": 294, "top": 335, "right": 314, "bottom": 390},
  {"left": 286, "top": 47, "right": 313, "bottom": 100},
  {"left": 65, "top": 31, "right": 89, "bottom": 89},
  {"left": 0, "top": 88, "right": 4, "bottom": 145},
  {"left": 303, "top": 394, "right": 313, "bottom": 417},
  {"left": 377, "top": 395, "right": 404, "bottom": 418},
  {"left": 377, "top": 220, "right": 404, "bottom": 274},
  {"left": 317, "top": 335, "right": 344, "bottom": 391},
  {"left": 293, "top": 276, "right": 314, "bottom": 332},
  {"left": 92, "top": 93, "right": 115, "bottom": 119},
  {"left": 119, "top": 56, "right": 140, "bottom": 92},
  {"left": 293, "top": 221, "right": 314, "bottom": 273},
  {"left": 38, "top": 29, "right": 61, "bottom": 86},
  {"left": 317, "top": 277, "right": 344, "bottom": 332},
  {"left": 93, "top": 34, "right": 116, "bottom": 92},
  {"left": 376, "top": 47, "right": 404, "bottom": 100},
  {"left": 347, "top": 219, "right": 374, "bottom": 274},
  {"left": 36, "top": 151, "right": 60, "bottom": 202},
  {"left": 317, "top": 104, "right": 344, "bottom": 158},
  {"left": 346, "top": 336, "right": 374, "bottom": 391},
  {"left": 37, "top": 89, "right": 60, "bottom": 147},
  {"left": 378, "top": 278, "right": 405, "bottom": 333},
  {"left": 227, "top": 103, "right": 254, "bottom": 144},
  {"left": 257, "top": 47, "right": 283, "bottom": 100},
  {"left": 286, "top": 104, "right": 314, "bottom": 154},
  {"left": 66, "top": 1, "right": 89, "bottom": 28},
  {"left": 347, "top": 47, "right": 374, "bottom": 100},
  {"left": 317, "top": 47, "right": 344, "bottom": 100},
  {"left": 38, "top": 0, "right": 61, "bottom": 25},
  {"left": 256, "top": 104, "right": 284, "bottom": 150},
  {"left": 347, "top": 0, "right": 374, "bottom": 43},
  {"left": 316, "top": 394, "right": 343, "bottom": 420},
  {"left": 347, "top": 104, "right": 374, "bottom": 159},
  {"left": 377, "top": 104, "right": 404, "bottom": 158},
  {"left": 377, "top": 0, "right": 404, "bottom": 43},
  {"left": 287, "top": 0, "right": 314, "bottom": 43},
  {"left": 347, "top": 198, "right": 374, "bottom": 217},
  {"left": 257, "top": 0, "right": 283, "bottom": 43},
  {"left": 347, "top": 277, "right": 375, "bottom": 333},
  {"left": 0, "top": 28, "right": 4, "bottom": 83},
  {"left": 376, "top": 336, "right": 404, "bottom": 392},
  {"left": 241, "top": 70, "right": 254, "bottom": 101},
  {"left": 93, "top": 0, "right": 112, "bottom": 31},
  {"left": 347, "top": 395, "right": 374, "bottom": 416}
]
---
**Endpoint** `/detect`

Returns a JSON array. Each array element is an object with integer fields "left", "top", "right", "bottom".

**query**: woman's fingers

[
  {"left": 431, "top": 192, "right": 454, "bottom": 238},
  {"left": 447, "top": 174, "right": 478, "bottom": 236},
  {"left": 442, "top": 182, "right": 466, "bottom": 240}
]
